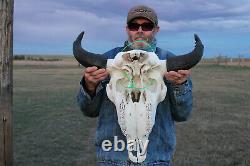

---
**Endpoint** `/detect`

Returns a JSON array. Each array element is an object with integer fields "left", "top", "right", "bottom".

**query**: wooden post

[
  {"left": 238, "top": 55, "right": 242, "bottom": 66},
  {"left": 0, "top": 0, "right": 14, "bottom": 165}
]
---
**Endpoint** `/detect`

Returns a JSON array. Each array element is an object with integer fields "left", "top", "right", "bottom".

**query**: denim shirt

[{"left": 77, "top": 47, "right": 193, "bottom": 166}]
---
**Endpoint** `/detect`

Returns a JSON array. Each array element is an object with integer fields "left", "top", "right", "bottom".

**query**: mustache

[{"left": 134, "top": 35, "right": 148, "bottom": 41}]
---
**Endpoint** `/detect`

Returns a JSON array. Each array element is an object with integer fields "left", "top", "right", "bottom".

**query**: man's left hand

[{"left": 164, "top": 70, "right": 191, "bottom": 85}]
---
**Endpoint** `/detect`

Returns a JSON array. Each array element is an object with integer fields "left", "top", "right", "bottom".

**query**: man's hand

[
  {"left": 164, "top": 70, "right": 191, "bottom": 85},
  {"left": 84, "top": 66, "right": 109, "bottom": 93}
]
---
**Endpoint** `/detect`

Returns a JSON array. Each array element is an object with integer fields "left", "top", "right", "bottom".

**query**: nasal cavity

[
  {"left": 131, "top": 90, "right": 141, "bottom": 103},
  {"left": 132, "top": 56, "right": 139, "bottom": 61}
]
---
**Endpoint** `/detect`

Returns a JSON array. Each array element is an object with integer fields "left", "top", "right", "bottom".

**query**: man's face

[{"left": 126, "top": 18, "right": 159, "bottom": 49}]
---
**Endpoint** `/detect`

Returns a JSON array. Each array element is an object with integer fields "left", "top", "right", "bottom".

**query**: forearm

[{"left": 167, "top": 78, "right": 193, "bottom": 122}]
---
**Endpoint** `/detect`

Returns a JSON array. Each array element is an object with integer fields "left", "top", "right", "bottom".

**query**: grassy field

[
  {"left": 174, "top": 65, "right": 250, "bottom": 166},
  {"left": 13, "top": 60, "right": 250, "bottom": 166}
]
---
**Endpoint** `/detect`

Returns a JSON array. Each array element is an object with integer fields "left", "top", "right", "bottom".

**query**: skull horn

[
  {"left": 73, "top": 31, "right": 108, "bottom": 68},
  {"left": 166, "top": 34, "right": 204, "bottom": 71}
]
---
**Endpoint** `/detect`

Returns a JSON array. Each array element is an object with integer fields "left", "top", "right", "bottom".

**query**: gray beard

[{"left": 128, "top": 39, "right": 152, "bottom": 50}]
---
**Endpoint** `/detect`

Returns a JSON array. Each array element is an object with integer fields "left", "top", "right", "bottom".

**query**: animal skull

[
  {"left": 73, "top": 31, "right": 204, "bottom": 163},
  {"left": 106, "top": 50, "right": 167, "bottom": 162}
]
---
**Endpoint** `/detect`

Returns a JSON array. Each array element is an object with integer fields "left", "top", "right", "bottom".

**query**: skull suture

[
  {"left": 73, "top": 31, "right": 204, "bottom": 163},
  {"left": 106, "top": 50, "right": 167, "bottom": 162}
]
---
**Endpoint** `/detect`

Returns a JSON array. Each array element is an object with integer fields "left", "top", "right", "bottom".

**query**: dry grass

[
  {"left": 201, "top": 58, "right": 250, "bottom": 67},
  {"left": 13, "top": 62, "right": 250, "bottom": 166},
  {"left": 13, "top": 64, "right": 97, "bottom": 166},
  {"left": 13, "top": 57, "right": 79, "bottom": 67},
  {"left": 173, "top": 65, "right": 250, "bottom": 166}
]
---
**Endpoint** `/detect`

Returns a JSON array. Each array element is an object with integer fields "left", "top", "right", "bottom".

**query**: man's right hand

[{"left": 84, "top": 66, "right": 109, "bottom": 93}]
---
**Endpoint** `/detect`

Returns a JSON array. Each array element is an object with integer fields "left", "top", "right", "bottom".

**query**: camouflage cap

[{"left": 127, "top": 5, "right": 158, "bottom": 25}]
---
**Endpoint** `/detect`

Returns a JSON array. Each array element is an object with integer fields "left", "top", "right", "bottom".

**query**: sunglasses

[{"left": 127, "top": 22, "right": 155, "bottom": 31}]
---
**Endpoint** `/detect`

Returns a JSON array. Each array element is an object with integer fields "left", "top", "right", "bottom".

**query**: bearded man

[{"left": 76, "top": 5, "right": 198, "bottom": 166}]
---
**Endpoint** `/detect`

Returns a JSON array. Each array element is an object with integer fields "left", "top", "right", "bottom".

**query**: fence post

[
  {"left": 238, "top": 55, "right": 242, "bottom": 66},
  {"left": 0, "top": 0, "right": 14, "bottom": 165}
]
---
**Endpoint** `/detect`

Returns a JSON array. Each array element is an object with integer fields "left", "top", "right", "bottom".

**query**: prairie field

[{"left": 13, "top": 58, "right": 250, "bottom": 166}]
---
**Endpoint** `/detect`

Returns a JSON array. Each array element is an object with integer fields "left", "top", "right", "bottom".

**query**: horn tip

[
  {"left": 80, "top": 31, "right": 85, "bottom": 36},
  {"left": 194, "top": 33, "right": 202, "bottom": 45},
  {"left": 77, "top": 31, "right": 85, "bottom": 40},
  {"left": 73, "top": 31, "right": 85, "bottom": 46}
]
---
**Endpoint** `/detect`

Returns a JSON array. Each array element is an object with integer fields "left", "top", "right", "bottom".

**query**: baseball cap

[{"left": 127, "top": 5, "right": 158, "bottom": 25}]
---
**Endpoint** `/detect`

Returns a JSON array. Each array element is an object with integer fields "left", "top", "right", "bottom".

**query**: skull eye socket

[
  {"left": 122, "top": 65, "right": 133, "bottom": 74},
  {"left": 140, "top": 64, "right": 151, "bottom": 75},
  {"left": 140, "top": 52, "right": 144, "bottom": 56}
]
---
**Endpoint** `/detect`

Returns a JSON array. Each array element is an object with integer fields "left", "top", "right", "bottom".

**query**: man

[{"left": 77, "top": 5, "right": 193, "bottom": 166}]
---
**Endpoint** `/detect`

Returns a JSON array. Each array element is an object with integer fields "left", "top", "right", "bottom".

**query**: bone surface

[
  {"left": 106, "top": 50, "right": 167, "bottom": 163},
  {"left": 73, "top": 32, "right": 204, "bottom": 163}
]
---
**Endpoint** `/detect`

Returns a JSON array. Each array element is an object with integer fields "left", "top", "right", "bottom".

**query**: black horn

[
  {"left": 167, "top": 34, "right": 204, "bottom": 71},
  {"left": 73, "top": 31, "right": 108, "bottom": 68}
]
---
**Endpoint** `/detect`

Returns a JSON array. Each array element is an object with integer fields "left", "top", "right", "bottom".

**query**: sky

[{"left": 14, "top": 0, "right": 250, "bottom": 58}]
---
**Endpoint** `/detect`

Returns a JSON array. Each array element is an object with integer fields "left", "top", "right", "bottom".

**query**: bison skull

[
  {"left": 73, "top": 31, "right": 204, "bottom": 163},
  {"left": 106, "top": 50, "right": 167, "bottom": 162}
]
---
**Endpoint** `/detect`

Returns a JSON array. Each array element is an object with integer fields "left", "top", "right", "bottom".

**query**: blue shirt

[{"left": 77, "top": 47, "right": 193, "bottom": 166}]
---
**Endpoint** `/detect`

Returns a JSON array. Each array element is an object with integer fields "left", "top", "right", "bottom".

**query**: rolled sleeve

[
  {"left": 167, "top": 78, "right": 193, "bottom": 122},
  {"left": 172, "top": 79, "right": 192, "bottom": 97},
  {"left": 76, "top": 77, "right": 106, "bottom": 117}
]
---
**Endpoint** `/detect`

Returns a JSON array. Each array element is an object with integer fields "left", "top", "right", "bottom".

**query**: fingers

[
  {"left": 167, "top": 71, "right": 182, "bottom": 78},
  {"left": 91, "top": 69, "right": 108, "bottom": 79},
  {"left": 84, "top": 66, "right": 109, "bottom": 92},
  {"left": 84, "top": 67, "right": 109, "bottom": 82},
  {"left": 178, "top": 70, "right": 191, "bottom": 77},
  {"left": 85, "top": 66, "right": 98, "bottom": 73},
  {"left": 165, "top": 70, "right": 190, "bottom": 85},
  {"left": 167, "top": 70, "right": 190, "bottom": 78},
  {"left": 89, "top": 69, "right": 108, "bottom": 81}
]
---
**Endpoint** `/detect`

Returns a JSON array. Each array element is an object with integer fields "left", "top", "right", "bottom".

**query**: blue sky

[{"left": 14, "top": 0, "right": 250, "bottom": 58}]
